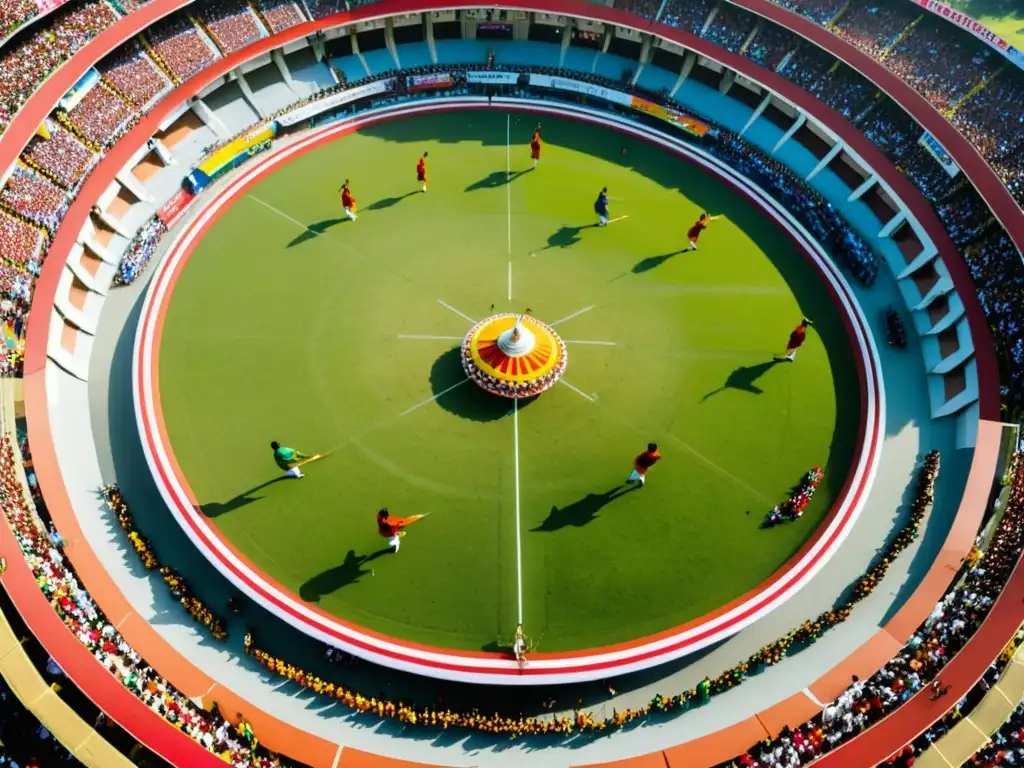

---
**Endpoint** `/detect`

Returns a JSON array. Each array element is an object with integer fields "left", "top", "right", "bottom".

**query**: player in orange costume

[
  {"left": 340, "top": 180, "right": 357, "bottom": 221},
  {"left": 685, "top": 212, "right": 721, "bottom": 251},
  {"left": 376, "top": 508, "right": 425, "bottom": 553},
  {"left": 627, "top": 443, "right": 661, "bottom": 486},
  {"left": 778, "top": 318, "right": 813, "bottom": 362},
  {"left": 530, "top": 123, "right": 542, "bottom": 169},
  {"left": 416, "top": 151, "right": 428, "bottom": 193}
]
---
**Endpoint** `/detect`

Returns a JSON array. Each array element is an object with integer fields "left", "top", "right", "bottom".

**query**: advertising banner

[
  {"left": 408, "top": 73, "right": 454, "bottom": 91},
  {"left": 466, "top": 71, "right": 520, "bottom": 84},
  {"left": 630, "top": 97, "right": 709, "bottom": 137},
  {"left": 157, "top": 188, "right": 197, "bottom": 228},
  {"left": 906, "top": 0, "right": 1024, "bottom": 69},
  {"left": 528, "top": 74, "right": 633, "bottom": 106},
  {"left": 918, "top": 131, "right": 960, "bottom": 178},
  {"left": 277, "top": 80, "right": 393, "bottom": 126},
  {"left": 187, "top": 123, "right": 277, "bottom": 192}
]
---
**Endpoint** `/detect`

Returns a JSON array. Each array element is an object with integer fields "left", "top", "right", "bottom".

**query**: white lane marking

[
  {"left": 436, "top": 299, "right": 476, "bottom": 324},
  {"left": 549, "top": 304, "right": 595, "bottom": 328},
  {"left": 399, "top": 379, "right": 469, "bottom": 416}
]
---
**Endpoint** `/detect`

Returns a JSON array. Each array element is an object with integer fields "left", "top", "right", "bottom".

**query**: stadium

[{"left": 0, "top": 0, "right": 1022, "bottom": 766}]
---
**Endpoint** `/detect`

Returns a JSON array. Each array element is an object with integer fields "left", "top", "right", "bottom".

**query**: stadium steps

[
  {"left": 285, "top": 49, "right": 336, "bottom": 95},
  {"left": 738, "top": 19, "right": 761, "bottom": 56},
  {"left": 699, "top": 4, "right": 718, "bottom": 38},
  {"left": 187, "top": 14, "right": 230, "bottom": 61},
  {"left": 825, "top": 0, "right": 851, "bottom": 29},
  {"left": 880, "top": 14, "right": 925, "bottom": 61},
  {"left": 948, "top": 64, "right": 1007, "bottom": 118},
  {"left": 137, "top": 31, "right": 181, "bottom": 85}
]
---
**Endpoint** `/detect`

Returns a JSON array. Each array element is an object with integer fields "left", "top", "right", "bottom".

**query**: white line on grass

[
  {"left": 558, "top": 379, "right": 597, "bottom": 402},
  {"left": 249, "top": 195, "right": 316, "bottom": 232},
  {"left": 513, "top": 396, "right": 524, "bottom": 625},
  {"left": 397, "top": 334, "right": 463, "bottom": 341},
  {"left": 399, "top": 379, "right": 469, "bottom": 416},
  {"left": 661, "top": 431, "right": 773, "bottom": 505},
  {"left": 564, "top": 339, "right": 617, "bottom": 346},
  {"left": 549, "top": 304, "right": 596, "bottom": 328},
  {"left": 436, "top": 299, "right": 476, "bottom": 324}
]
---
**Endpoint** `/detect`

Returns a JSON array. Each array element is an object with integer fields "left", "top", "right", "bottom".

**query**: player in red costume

[
  {"left": 777, "top": 318, "right": 814, "bottom": 362},
  {"left": 340, "top": 180, "right": 357, "bottom": 221},
  {"left": 416, "top": 151, "right": 428, "bottom": 193},
  {"left": 627, "top": 443, "right": 661, "bottom": 486},
  {"left": 686, "top": 212, "right": 721, "bottom": 251},
  {"left": 376, "top": 508, "right": 426, "bottom": 553},
  {"left": 530, "top": 123, "right": 541, "bottom": 169}
]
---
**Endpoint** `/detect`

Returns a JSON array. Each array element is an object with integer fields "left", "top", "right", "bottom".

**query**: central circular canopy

[{"left": 462, "top": 313, "right": 567, "bottom": 398}]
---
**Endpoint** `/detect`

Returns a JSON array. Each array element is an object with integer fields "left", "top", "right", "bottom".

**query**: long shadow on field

[
  {"left": 532, "top": 485, "right": 639, "bottom": 532},
  {"left": 366, "top": 191, "right": 419, "bottom": 211},
  {"left": 287, "top": 217, "right": 348, "bottom": 247},
  {"left": 465, "top": 168, "right": 530, "bottom": 191},
  {"left": 300, "top": 548, "right": 392, "bottom": 602},
  {"left": 632, "top": 249, "right": 688, "bottom": 274},
  {"left": 200, "top": 477, "right": 288, "bottom": 518},
  {"left": 700, "top": 360, "right": 781, "bottom": 401},
  {"left": 429, "top": 346, "right": 536, "bottom": 422},
  {"left": 535, "top": 224, "right": 597, "bottom": 253}
]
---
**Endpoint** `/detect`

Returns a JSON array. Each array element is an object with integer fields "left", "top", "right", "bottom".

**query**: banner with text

[
  {"left": 528, "top": 74, "right": 633, "bottom": 106},
  {"left": 157, "top": 188, "right": 197, "bottom": 229},
  {"left": 630, "top": 97, "right": 710, "bottom": 137},
  {"left": 408, "top": 73, "right": 454, "bottom": 91},
  {"left": 918, "top": 131, "right": 960, "bottom": 178},
  {"left": 907, "top": 0, "right": 1024, "bottom": 69},
  {"left": 277, "top": 80, "right": 394, "bottom": 127},
  {"left": 466, "top": 71, "right": 520, "bottom": 85}
]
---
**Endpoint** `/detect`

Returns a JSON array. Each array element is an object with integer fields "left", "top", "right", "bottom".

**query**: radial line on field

[
  {"left": 559, "top": 378, "right": 597, "bottom": 402},
  {"left": 397, "top": 334, "right": 463, "bottom": 341},
  {"left": 436, "top": 299, "right": 476, "bottom": 324},
  {"left": 506, "top": 112, "right": 513, "bottom": 301},
  {"left": 549, "top": 304, "right": 596, "bottom": 328},
  {"left": 399, "top": 378, "right": 469, "bottom": 416},
  {"left": 513, "top": 396, "right": 524, "bottom": 625}
]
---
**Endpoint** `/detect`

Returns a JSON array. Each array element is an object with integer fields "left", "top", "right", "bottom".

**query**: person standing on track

[
  {"left": 777, "top": 318, "right": 814, "bottom": 362},
  {"left": 417, "top": 152, "right": 428, "bottom": 193},
  {"left": 270, "top": 441, "right": 308, "bottom": 479},
  {"left": 530, "top": 124, "right": 542, "bottom": 169},
  {"left": 340, "top": 180, "right": 357, "bottom": 221},
  {"left": 686, "top": 212, "right": 721, "bottom": 251},
  {"left": 595, "top": 187, "right": 610, "bottom": 227},
  {"left": 627, "top": 443, "right": 661, "bottom": 486}
]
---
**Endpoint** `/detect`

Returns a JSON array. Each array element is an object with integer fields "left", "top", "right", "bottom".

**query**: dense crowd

[
  {"left": 659, "top": 0, "right": 716, "bottom": 35},
  {"left": 0, "top": 672, "right": 77, "bottom": 766},
  {"left": 144, "top": 14, "right": 221, "bottom": 83},
  {"left": 0, "top": 439, "right": 292, "bottom": 767},
  {"left": 0, "top": 211, "right": 43, "bottom": 303},
  {"left": 744, "top": 22, "right": 798, "bottom": 71},
  {"left": 897, "top": 144, "right": 963, "bottom": 201},
  {"left": 778, "top": 44, "right": 837, "bottom": 90},
  {"left": 0, "top": 0, "right": 57, "bottom": 40},
  {"left": 935, "top": 186, "right": 992, "bottom": 247},
  {"left": 100, "top": 44, "right": 172, "bottom": 108},
  {"left": 304, "top": 0, "right": 350, "bottom": 19},
  {"left": 831, "top": 0, "right": 920, "bottom": 59},
  {"left": 0, "top": 0, "right": 119, "bottom": 130},
  {"left": 728, "top": 453, "right": 1024, "bottom": 767},
  {"left": 198, "top": 0, "right": 264, "bottom": 55},
  {"left": 22, "top": 126, "right": 98, "bottom": 190},
  {"left": 703, "top": 129, "right": 879, "bottom": 285},
  {"left": 807, "top": 63, "right": 876, "bottom": 121},
  {"left": 700, "top": 3, "right": 756, "bottom": 54},
  {"left": 64, "top": 83, "right": 136, "bottom": 149},
  {"left": 857, "top": 98, "right": 919, "bottom": 163},
  {"left": 767, "top": 0, "right": 845, "bottom": 26},
  {"left": 0, "top": 169, "right": 70, "bottom": 234},
  {"left": 253, "top": 0, "right": 306, "bottom": 34},
  {"left": 115, "top": 216, "right": 167, "bottom": 285},
  {"left": 969, "top": 699, "right": 1024, "bottom": 767}
]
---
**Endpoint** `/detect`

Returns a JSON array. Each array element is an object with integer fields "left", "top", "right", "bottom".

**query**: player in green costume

[{"left": 270, "top": 441, "right": 309, "bottom": 479}]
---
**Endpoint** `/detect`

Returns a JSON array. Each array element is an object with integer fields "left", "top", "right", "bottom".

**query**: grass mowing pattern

[{"left": 158, "top": 111, "right": 859, "bottom": 652}]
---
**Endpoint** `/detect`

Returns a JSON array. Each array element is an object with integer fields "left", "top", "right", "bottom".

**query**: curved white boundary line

[{"left": 134, "top": 98, "right": 885, "bottom": 685}]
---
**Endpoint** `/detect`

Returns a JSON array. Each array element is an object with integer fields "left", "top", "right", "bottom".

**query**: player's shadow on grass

[
  {"left": 300, "top": 548, "right": 391, "bottom": 601},
  {"left": 632, "top": 249, "right": 688, "bottom": 275},
  {"left": 537, "top": 224, "right": 597, "bottom": 252},
  {"left": 365, "top": 191, "right": 419, "bottom": 211},
  {"left": 287, "top": 217, "right": 348, "bottom": 247},
  {"left": 532, "top": 485, "right": 639, "bottom": 532},
  {"left": 429, "top": 347, "right": 536, "bottom": 422},
  {"left": 700, "top": 360, "right": 780, "bottom": 402},
  {"left": 464, "top": 168, "right": 530, "bottom": 191},
  {"left": 199, "top": 477, "right": 288, "bottom": 518}
]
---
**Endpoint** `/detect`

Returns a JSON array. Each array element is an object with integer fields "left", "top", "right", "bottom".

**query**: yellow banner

[
  {"left": 197, "top": 124, "right": 276, "bottom": 176},
  {"left": 630, "top": 97, "right": 709, "bottom": 137}
]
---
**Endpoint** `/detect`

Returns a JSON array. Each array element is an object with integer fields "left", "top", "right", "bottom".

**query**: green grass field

[{"left": 158, "top": 111, "right": 859, "bottom": 652}]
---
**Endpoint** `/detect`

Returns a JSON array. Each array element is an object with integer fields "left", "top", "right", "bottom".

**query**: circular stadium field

[{"left": 156, "top": 110, "right": 860, "bottom": 653}]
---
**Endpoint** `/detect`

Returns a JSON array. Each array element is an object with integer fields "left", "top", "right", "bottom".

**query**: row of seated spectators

[
  {"left": 0, "top": 0, "right": 119, "bottom": 131},
  {"left": 1, "top": 439, "right": 296, "bottom": 767},
  {"left": 968, "top": 698, "right": 1024, "bottom": 767},
  {"left": 727, "top": 455, "right": 1024, "bottom": 767},
  {"left": 197, "top": 0, "right": 264, "bottom": 55},
  {"left": 143, "top": 12, "right": 221, "bottom": 83},
  {"left": 253, "top": 0, "right": 307, "bottom": 34}
]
